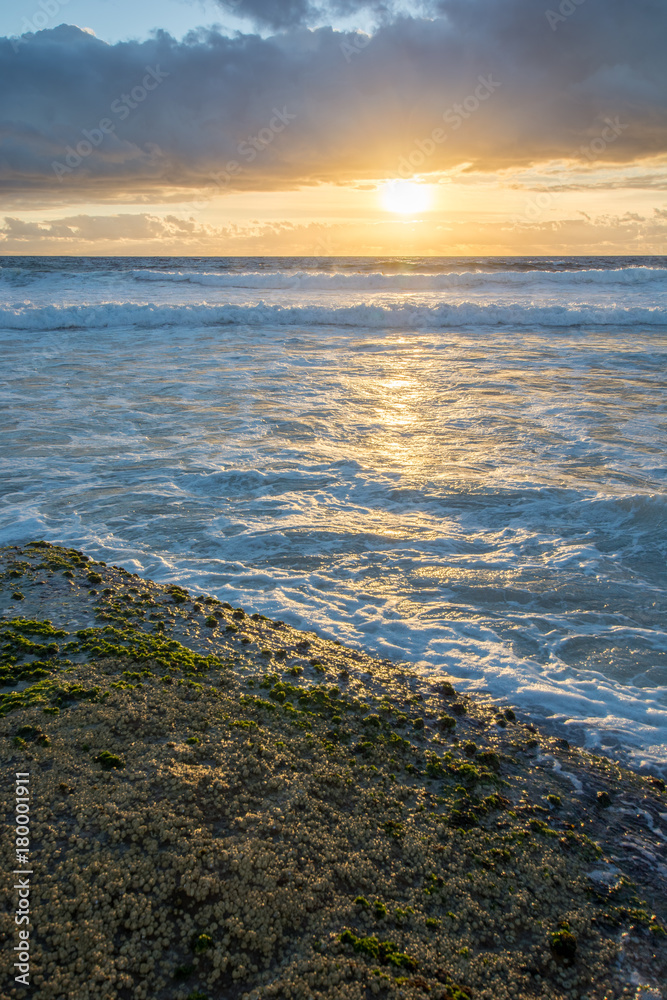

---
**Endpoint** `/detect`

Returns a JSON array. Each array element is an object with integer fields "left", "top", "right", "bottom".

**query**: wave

[
  {"left": 1, "top": 299, "right": 666, "bottom": 331},
  {"left": 130, "top": 265, "right": 667, "bottom": 291}
]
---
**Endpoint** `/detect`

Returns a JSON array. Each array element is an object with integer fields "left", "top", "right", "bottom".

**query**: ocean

[{"left": 1, "top": 255, "right": 665, "bottom": 774}]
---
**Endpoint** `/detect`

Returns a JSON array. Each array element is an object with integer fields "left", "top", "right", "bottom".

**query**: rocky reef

[{"left": 0, "top": 542, "right": 665, "bottom": 1000}]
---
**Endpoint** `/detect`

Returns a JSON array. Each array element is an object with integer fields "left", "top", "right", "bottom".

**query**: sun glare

[{"left": 380, "top": 180, "right": 432, "bottom": 215}]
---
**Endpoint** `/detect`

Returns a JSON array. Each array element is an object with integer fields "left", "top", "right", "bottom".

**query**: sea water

[{"left": 1, "top": 255, "right": 665, "bottom": 774}]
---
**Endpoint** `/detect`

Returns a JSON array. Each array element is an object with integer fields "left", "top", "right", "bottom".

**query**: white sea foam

[
  {"left": 130, "top": 265, "right": 667, "bottom": 291},
  {"left": 1, "top": 299, "right": 666, "bottom": 330}
]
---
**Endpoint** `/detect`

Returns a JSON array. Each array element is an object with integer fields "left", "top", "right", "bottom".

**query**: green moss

[
  {"left": 16, "top": 724, "right": 39, "bottom": 738},
  {"left": 528, "top": 819, "right": 558, "bottom": 837},
  {"left": 442, "top": 987, "right": 470, "bottom": 1000},
  {"left": 476, "top": 751, "right": 501, "bottom": 773},
  {"left": 373, "top": 900, "right": 387, "bottom": 919},
  {"left": 87, "top": 572, "right": 103, "bottom": 584},
  {"left": 167, "top": 586, "right": 188, "bottom": 604},
  {"left": 95, "top": 751, "right": 125, "bottom": 771},
  {"left": 550, "top": 928, "right": 577, "bottom": 960},
  {"left": 260, "top": 673, "right": 280, "bottom": 687},
  {"left": 481, "top": 793, "right": 507, "bottom": 813},
  {"left": 4, "top": 620, "right": 68, "bottom": 639},
  {"left": 68, "top": 624, "right": 224, "bottom": 675},
  {"left": 193, "top": 934, "right": 213, "bottom": 955},
  {"left": 425, "top": 918, "right": 441, "bottom": 930},
  {"left": 425, "top": 756, "right": 447, "bottom": 778},
  {"left": 339, "top": 930, "right": 417, "bottom": 970},
  {"left": 448, "top": 809, "right": 479, "bottom": 829},
  {"left": 438, "top": 714, "right": 456, "bottom": 732},
  {"left": 424, "top": 873, "right": 445, "bottom": 895},
  {"left": 354, "top": 896, "right": 370, "bottom": 908},
  {"left": 546, "top": 794, "right": 561, "bottom": 807},
  {"left": 449, "top": 762, "right": 481, "bottom": 785},
  {"left": 15, "top": 725, "right": 50, "bottom": 746}
]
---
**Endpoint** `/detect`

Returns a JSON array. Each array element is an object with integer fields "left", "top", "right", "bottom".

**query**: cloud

[
  {"left": 218, "top": 0, "right": 315, "bottom": 30},
  {"left": 1, "top": 0, "right": 666, "bottom": 201},
  {"left": 0, "top": 213, "right": 199, "bottom": 241},
  {"left": 0, "top": 211, "right": 301, "bottom": 244},
  {"left": 3, "top": 206, "right": 667, "bottom": 256},
  {"left": 213, "top": 0, "right": 398, "bottom": 30}
]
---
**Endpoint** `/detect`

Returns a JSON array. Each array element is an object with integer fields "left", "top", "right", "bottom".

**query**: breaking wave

[
  {"left": 2, "top": 299, "right": 666, "bottom": 331},
  {"left": 130, "top": 265, "right": 667, "bottom": 291}
]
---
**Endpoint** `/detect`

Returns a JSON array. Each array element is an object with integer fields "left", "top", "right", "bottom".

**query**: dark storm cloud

[
  {"left": 223, "top": 0, "right": 314, "bottom": 30},
  {"left": 218, "top": 0, "right": 395, "bottom": 29},
  {"left": 1, "top": 0, "right": 665, "bottom": 199}
]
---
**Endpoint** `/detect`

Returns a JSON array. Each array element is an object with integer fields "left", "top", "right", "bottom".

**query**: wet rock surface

[{"left": 1, "top": 542, "right": 665, "bottom": 1000}]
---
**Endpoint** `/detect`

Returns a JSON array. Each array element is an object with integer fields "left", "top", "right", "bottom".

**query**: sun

[{"left": 380, "top": 180, "right": 432, "bottom": 215}]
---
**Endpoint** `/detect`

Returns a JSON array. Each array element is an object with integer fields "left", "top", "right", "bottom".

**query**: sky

[{"left": 1, "top": 0, "right": 666, "bottom": 255}]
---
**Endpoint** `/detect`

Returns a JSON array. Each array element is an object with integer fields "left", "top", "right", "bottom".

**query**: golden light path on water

[{"left": 0, "top": 256, "right": 665, "bottom": 774}]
